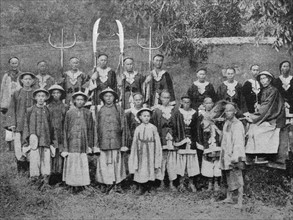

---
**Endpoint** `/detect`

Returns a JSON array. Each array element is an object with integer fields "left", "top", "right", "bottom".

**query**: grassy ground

[{"left": 1, "top": 151, "right": 292, "bottom": 220}]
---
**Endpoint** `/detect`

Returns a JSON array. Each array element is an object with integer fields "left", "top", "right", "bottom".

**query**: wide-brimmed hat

[
  {"left": 19, "top": 72, "right": 36, "bottom": 80},
  {"left": 256, "top": 71, "right": 274, "bottom": 81},
  {"left": 136, "top": 107, "right": 153, "bottom": 118},
  {"left": 72, "top": 91, "right": 88, "bottom": 101},
  {"left": 48, "top": 84, "right": 65, "bottom": 93},
  {"left": 33, "top": 88, "right": 50, "bottom": 100},
  {"left": 99, "top": 87, "right": 119, "bottom": 102}
]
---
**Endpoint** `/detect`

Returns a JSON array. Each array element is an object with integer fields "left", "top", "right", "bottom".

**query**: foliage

[{"left": 241, "top": 0, "right": 293, "bottom": 54}]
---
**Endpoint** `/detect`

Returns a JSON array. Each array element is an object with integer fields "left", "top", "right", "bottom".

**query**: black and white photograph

[{"left": 0, "top": 0, "right": 293, "bottom": 219}]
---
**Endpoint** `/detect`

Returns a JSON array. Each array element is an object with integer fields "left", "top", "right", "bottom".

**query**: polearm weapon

[
  {"left": 137, "top": 26, "right": 164, "bottom": 105},
  {"left": 48, "top": 29, "right": 77, "bottom": 76},
  {"left": 93, "top": 18, "right": 101, "bottom": 69}
]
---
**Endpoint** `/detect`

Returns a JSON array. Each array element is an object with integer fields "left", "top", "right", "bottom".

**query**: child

[
  {"left": 151, "top": 90, "right": 177, "bottom": 191},
  {"left": 173, "top": 95, "right": 200, "bottom": 192},
  {"left": 47, "top": 84, "right": 68, "bottom": 184},
  {"left": 95, "top": 87, "right": 126, "bottom": 193},
  {"left": 219, "top": 103, "right": 246, "bottom": 209},
  {"left": 199, "top": 97, "right": 222, "bottom": 191},
  {"left": 23, "top": 88, "right": 54, "bottom": 181},
  {"left": 62, "top": 57, "right": 89, "bottom": 105},
  {"left": 128, "top": 108, "right": 162, "bottom": 195},
  {"left": 5, "top": 72, "right": 36, "bottom": 172},
  {"left": 35, "top": 61, "right": 55, "bottom": 90},
  {"left": 62, "top": 91, "right": 94, "bottom": 191}
]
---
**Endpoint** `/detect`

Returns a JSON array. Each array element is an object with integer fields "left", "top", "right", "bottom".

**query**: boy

[
  {"left": 47, "top": 84, "right": 68, "bottom": 184},
  {"left": 199, "top": 97, "right": 222, "bottom": 191},
  {"left": 5, "top": 72, "right": 36, "bottom": 172},
  {"left": 23, "top": 88, "right": 54, "bottom": 181},
  {"left": 129, "top": 108, "right": 162, "bottom": 195},
  {"left": 62, "top": 91, "right": 94, "bottom": 190},
  {"left": 95, "top": 87, "right": 126, "bottom": 193},
  {"left": 173, "top": 95, "right": 200, "bottom": 192},
  {"left": 35, "top": 61, "right": 55, "bottom": 90},
  {"left": 62, "top": 57, "right": 89, "bottom": 105},
  {"left": 151, "top": 90, "right": 177, "bottom": 191},
  {"left": 219, "top": 103, "right": 246, "bottom": 209}
]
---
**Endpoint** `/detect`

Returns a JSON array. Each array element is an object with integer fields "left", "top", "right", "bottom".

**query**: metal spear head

[
  {"left": 93, "top": 18, "right": 101, "bottom": 54},
  {"left": 115, "top": 20, "right": 124, "bottom": 56}
]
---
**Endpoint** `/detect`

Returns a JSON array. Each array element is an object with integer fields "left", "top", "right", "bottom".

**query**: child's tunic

[
  {"left": 5, "top": 88, "right": 34, "bottom": 160},
  {"left": 129, "top": 123, "right": 162, "bottom": 183},
  {"left": 35, "top": 74, "right": 55, "bottom": 90},
  {"left": 63, "top": 107, "right": 94, "bottom": 186},
  {"left": 48, "top": 100, "right": 68, "bottom": 174},
  {"left": 96, "top": 104, "right": 126, "bottom": 184},
  {"left": 146, "top": 70, "right": 176, "bottom": 106},
  {"left": 121, "top": 71, "right": 145, "bottom": 109},
  {"left": 62, "top": 70, "right": 88, "bottom": 105},
  {"left": 151, "top": 105, "right": 177, "bottom": 181},
  {"left": 187, "top": 80, "right": 217, "bottom": 110},
  {"left": 217, "top": 80, "right": 243, "bottom": 110},
  {"left": 88, "top": 67, "right": 117, "bottom": 105},
  {"left": 23, "top": 105, "right": 54, "bottom": 177},
  {"left": 173, "top": 108, "right": 200, "bottom": 177}
]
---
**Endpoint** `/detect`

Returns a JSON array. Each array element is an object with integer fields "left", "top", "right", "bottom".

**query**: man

[
  {"left": 242, "top": 64, "right": 261, "bottom": 113},
  {"left": 35, "top": 61, "right": 55, "bottom": 90},
  {"left": 0, "top": 57, "right": 22, "bottom": 151},
  {"left": 88, "top": 54, "right": 117, "bottom": 105},
  {"left": 245, "top": 71, "right": 285, "bottom": 162},
  {"left": 121, "top": 57, "right": 145, "bottom": 109},
  {"left": 144, "top": 54, "right": 175, "bottom": 107}
]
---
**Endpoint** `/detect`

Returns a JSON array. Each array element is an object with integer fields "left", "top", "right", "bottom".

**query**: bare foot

[
  {"left": 218, "top": 198, "right": 234, "bottom": 204},
  {"left": 188, "top": 183, "right": 197, "bottom": 193},
  {"left": 178, "top": 184, "right": 186, "bottom": 193}
]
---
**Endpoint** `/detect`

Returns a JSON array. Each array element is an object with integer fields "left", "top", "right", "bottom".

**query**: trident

[
  {"left": 48, "top": 29, "right": 77, "bottom": 71},
  {"left": 137, "top": 26, "right": 164, "bottom": 71}
]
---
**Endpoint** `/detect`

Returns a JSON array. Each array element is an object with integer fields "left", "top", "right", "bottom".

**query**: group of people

[{"left": 0, "top": 53, "right": 292, "bottom": 209}]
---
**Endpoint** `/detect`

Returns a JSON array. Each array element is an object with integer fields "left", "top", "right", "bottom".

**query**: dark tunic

[
  {"left": 242, "top": 79, "right": 261, "bottom": 113},
  {"left": 172, "top": 108, "right": 198, "bottom": 150},
  {"left": 63, "top": 107, "right": 94, "bottom": 153},
  {"left": 151, "top": 105, "right": 175, "bottom": 147},
  {"left": 274, "top": 76, "right": 293, "bottom": 114},
  {"left": 187, "top": 81, "right": 217, "bottom": 110},
  {"left": 125, "top": 108, "right": 142, "bottom": 148},
  {"left": 254, "top": 84, "right": 285, "bottom": 128},
  {"left": 23, "top": 105, "right": 54, "bottom": 147},
  {"left": 5, "top": 88, "right": 34, "bottom": 132},
  {"left": 61, "top": 70, "right": 89, "bottom": 105},
  {"left": 48, "top": 101, "right": 68, "bottom": 173},
  {"left": 98, "top": 104, "right": 124, "bottom": 150},
  {"left": 217, "top": 81, "right": 243, "bottom": 110},
  {"left": 122, "top": 71, "right": 145, "bottom": 109},
  {"left": 89, "top": 67, "right": 117, "bottom": 105},
  {"left": 35, "top": 74, "right": 55, "bottom": 90},
  {"left": 148, "top": 70, "right": 175, "bottom": 106}
]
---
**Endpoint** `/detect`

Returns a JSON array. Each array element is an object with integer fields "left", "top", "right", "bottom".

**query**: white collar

[
  {"left": 279, "top": 75, "right": 292, "bottom": 91},
  {"left": 223, "top": 80, "right": 238, "bottom": 97},
  {"left": 193, "top": 80, "right": 209, "bottom": 94},
  {"left": 124, "top": 71, "right": 138, "bottom": 84},
  {"left": 91, "top": 67, "right": 111, "bottom": 83},
  {"left": 248, "top": 79, "right": 260, "bottom": 94},
  {"left": 65, "top": 70, "right": 82, "bottom": 85},
  {"left": 152, "top": 69, "right": 166, "bottom": 81},
  {"left": 157, "top": 105, "right": 174, "bottom": 120},
  {"left": 179, "top": 108, "right": 196, "bottom": 126},
  {"left": 36, "top": 74, "right": 51, "bottom": 88}
]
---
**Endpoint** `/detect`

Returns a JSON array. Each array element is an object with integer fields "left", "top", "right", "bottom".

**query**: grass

[{"left": 1, "top": 150, "right": 293, "bottom": 219}]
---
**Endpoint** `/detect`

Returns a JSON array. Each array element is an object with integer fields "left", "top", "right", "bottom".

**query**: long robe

[
  {"left": 217, "top": 80, "right": 243, "bottom": 110},
  {"left": 146, "top": 70, "right": 175, "bottom": 107},
  {"left": 47, "top": 100, "right": 68, "bottom": 174},
  {"left": 242, "top": 79, "right": 261, "bottom": 113},
  {"left": 220, "top": 117, "right": 246, "bottom": 170},
  {"left": 128, "top": 123, "right": 162, "bottom": 183},
  {"left": 63, "top": 107, "right": 94, "bottom": 186},
  {"left": 125, "top": 107, "right": 142, "bottom": 148},
  {"left": 88, "top": 67, "right": 117, "bottom": 105},
  {"left": 62, "top": 70, "right": 89, "bottom": 105},
  {"left": 246, "top": 84, "right": 285, "bottom": 154},
  {"left": 187, "top": 81, "right": 217, "bottom": 110},
  {"left": 121, "top": 71, "right": 145, "bottom": 109}
]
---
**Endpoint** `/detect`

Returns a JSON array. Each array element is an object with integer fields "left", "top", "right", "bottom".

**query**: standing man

[
  {"left": 88, "top": 54, "right": 117, "bottom": 106},
  {"left": 35, "top": 61, "right": 55, "bottom": 90},
  {"left": 144, "top": 54, "right": 175, "bottom": 107},
  {"left": 242, "top": 64, "right": 261, "bottom": 114},
  {"left": 0, "top": 57, "right": 22, "bottom": 151}
]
